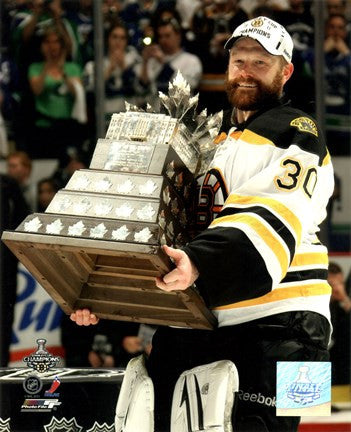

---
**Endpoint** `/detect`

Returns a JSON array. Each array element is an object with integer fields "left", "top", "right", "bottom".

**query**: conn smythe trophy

[{"left": 2, "top": 73, "right": 222, "bottom": 329}]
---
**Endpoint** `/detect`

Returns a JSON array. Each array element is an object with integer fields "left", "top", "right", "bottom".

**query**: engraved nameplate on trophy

[{"left": 2, "top": 73, "right": 222, "bottom": 330}]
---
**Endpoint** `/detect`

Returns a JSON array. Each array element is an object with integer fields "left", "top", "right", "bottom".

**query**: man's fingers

[
  {"left": 155, "top": 277, "right": 175, "bottom": 292},
  {"left": 155, "top": 276, "right": 185, "bottom": 292},
  {"left": 162, "top": 268, "right": 180, "bottom": 284},
  {"left": 162, "top": 245, "right": 184, "bottom": 262},
  {"left": 70, "top": 308, "right": 99, "bottom": 326}
]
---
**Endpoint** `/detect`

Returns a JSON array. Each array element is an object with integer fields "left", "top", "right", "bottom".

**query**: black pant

[{"left": 146, "top": 311, "right": 330, "bottom": 432}]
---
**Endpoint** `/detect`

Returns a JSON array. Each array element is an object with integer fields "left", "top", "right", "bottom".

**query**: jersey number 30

[{"left": 274, "top": 158, "right": 317, "bottom": 198}]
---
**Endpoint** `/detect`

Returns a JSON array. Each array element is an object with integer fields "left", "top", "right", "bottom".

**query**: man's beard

[{"left": 225, "top": 70, "right": 284, "bottom": 111}]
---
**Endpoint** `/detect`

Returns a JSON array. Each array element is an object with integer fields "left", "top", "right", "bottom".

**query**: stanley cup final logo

[
  {"left": 23, "top": 339, "right": 60, "bottom": 373},
  {"left": 286, "top": 366, "right": 321, "bottom": 405}
]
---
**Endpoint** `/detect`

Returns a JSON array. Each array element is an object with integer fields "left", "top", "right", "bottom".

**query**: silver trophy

[{"left": 2, "top": 73, "right": 222, "bottom": 329}]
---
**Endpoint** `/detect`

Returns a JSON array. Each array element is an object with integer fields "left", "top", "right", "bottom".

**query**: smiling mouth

[{"left": 238, "top": 83, "right": 257, "bottom": 88}]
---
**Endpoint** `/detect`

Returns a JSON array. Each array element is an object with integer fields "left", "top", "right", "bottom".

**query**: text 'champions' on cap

[{"left": 224, "top": 16, "right": 294, "bottom": 63}]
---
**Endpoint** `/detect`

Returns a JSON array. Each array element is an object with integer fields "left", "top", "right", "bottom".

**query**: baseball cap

[{"left": 224, "top": 16, "right": 294, "bottom": 63}]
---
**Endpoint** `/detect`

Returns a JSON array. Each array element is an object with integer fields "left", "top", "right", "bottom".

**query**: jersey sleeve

[{"left": 183, "top": 113, "right": 334, "bottom": 309}]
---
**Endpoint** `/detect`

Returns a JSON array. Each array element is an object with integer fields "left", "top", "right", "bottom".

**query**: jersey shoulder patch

[
  {"left": 290, "top": 117, "right": 318, "bottom": 137},
  {"left": 246, "top": 105, "right": 327, "bottom": 163}
]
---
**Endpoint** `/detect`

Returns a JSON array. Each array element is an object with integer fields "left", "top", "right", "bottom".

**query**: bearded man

[{"left": 72, "top": 17, "right": 334, "bottom": 432}]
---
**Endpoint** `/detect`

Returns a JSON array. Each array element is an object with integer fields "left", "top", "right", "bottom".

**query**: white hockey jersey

[{"left": 183, "top": 101, "right": 334, "bottom": 328}]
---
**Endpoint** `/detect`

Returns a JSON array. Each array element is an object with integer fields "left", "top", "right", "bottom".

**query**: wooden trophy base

[{"left": 2, "top": 231, "right": 216, "bottom": 330}]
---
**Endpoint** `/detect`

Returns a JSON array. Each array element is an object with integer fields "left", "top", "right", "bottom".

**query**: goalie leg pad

[
  {"left": 171, "top": 360, "right": 239, "bottom": 432},
  {"left": 115, "top": 354, "right": 154, "bottom": 432}
]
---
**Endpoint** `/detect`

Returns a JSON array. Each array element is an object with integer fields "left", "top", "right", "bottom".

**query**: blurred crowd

[
  {"left": 0, "top": 0, "right": 350, "bottom": 163},
  {"left": 0, "top": 0, "right": 350, "bottom": 373}
]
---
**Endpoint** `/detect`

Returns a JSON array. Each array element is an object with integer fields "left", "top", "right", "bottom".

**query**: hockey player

[{"left": 72, "top": 16, "right": 334, "bottom": 432}]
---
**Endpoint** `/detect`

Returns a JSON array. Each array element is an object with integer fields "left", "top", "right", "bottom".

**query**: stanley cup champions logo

[{"left": 23, "top": 339, "right": 60, "bottom": 373}]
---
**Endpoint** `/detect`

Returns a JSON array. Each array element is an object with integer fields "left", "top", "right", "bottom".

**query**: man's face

[
  {"left": 7, "top": 157, "right": 30, "bottom": 184},
  {"left": 328, "top": 271, "right": 346, "bottom": 302},
  {"left": 326, "top": 16, "right": 347, "bottom": 40},
  {"left": 226, "top": 38, "right": 290, "bottom": 111},
  {"left": 157, "top": 24, "right": 181, "bottom": 55},
  {"left": 327, "top": 0, "right": 345, "bottom": 15},
  {"left": 38, "top": 182, "right": 57, "bottom": 209}
]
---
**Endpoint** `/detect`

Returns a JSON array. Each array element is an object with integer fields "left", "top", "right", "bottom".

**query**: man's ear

[{"left": 282, "top": 62, "right": 294, "bottom": 85}]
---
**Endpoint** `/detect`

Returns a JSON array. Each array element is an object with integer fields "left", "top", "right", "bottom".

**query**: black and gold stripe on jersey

[
  {"left": 224, "top": 194, "right": 302, "bottom": 244},
  {"left": 217, "top": 205, "right": 296, "bottom": 265}
]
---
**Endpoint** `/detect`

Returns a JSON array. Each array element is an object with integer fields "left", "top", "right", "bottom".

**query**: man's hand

[
  {"left": 109, "top": 49, "right": 126, "bottom": 69},
  {"left": 142, "top": 44, "right": 164, "bottom": 64},
  {"left": 70, "top": 308, "right": 99, "bottom": 326},
  {"left": 324, "top": 36, "right": 336, "bottom": 52},
  {"left": 155, "top": 245, "right": 199, "bottom": 292},
  {"left": 334, "top": 37, "right": 350, "bottom": 55}
]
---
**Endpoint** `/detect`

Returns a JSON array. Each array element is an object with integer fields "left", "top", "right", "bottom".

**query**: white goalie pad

[
  {"left": 115, "top": 354, "right": 154, "bottom": 432},
  {"left": 171, "top": 360, "right": 239, "bottom": 432}
]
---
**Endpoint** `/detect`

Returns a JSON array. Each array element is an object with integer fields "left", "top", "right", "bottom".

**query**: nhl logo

[{"left": 23, "top": 375, "right": 43, "bottom": 395}]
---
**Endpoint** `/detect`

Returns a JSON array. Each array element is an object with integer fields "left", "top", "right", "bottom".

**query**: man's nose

[{"left": 238, "top": 65, "right": 254, "bottom": 78}]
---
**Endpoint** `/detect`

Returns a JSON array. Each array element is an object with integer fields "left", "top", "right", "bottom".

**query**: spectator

[
  {"left": 120, "top": 0, "right": 158, "bottom": 48},
  {"left": 272, "top": 0, "right": 316, "bottom": 113},
  {"left": 175, "top": 0, "right": 201, "bottom": 33},
  {"left": 61, "top": 316, "right": 144, "bottom": 368},
  {"left": 191, "top": 0, "right": 248, "bottom": 72},
  {"left": 0, "top": 174, "right": 30, "bottom": 366},
  {"left": 327, "top": 0, "right": 348, "bottom": 16},
  {"left": 52, "top": 150, "right": 89, "bottom": 189},
  {"left": 326, "top": 1, "right": 351, "bottom": 38},
  {"left": 190, "top": 0, "right": 248, "bottom": 112},
  {"left": 138, "top": 18, "right": 202, "bottom": 107},
  {"left": 37, "top": 177, "right": 60, "bottom": 212},
  {"left": 328, "top": 262, "right": 351, "bottom": 384},
  {"left": 2, "top": 1, "right": 27, "bottom": 52},
  {"left": 274, "top": 0, "right": 314, "bottom": 52},
  {"left": 103, "top": 0, "right": 124, "bottom": 26},
  {"left": 324, "top": 13, "right": 351, "bottom": 76},
  {"left": 303, "top": 14, "right": 351, "bottom": 155},
  {"left": 10, "top": 1, "right": 82, "bottom": 152},
  {"left": 11, "top": 0, "right": 80, "bottom": 72},
  {"left": 88, "top": 321, "right": 144, "bottom": 368},
  {"left": 66, "top": 0, "right": 94, "bottom": 65},
  {"left": 318, "top": 14, "right": 350, "bottom": 116},
  {"left": 0, "top": 52, "right": 20, "bottom": 153},
  {"left": 150, "top": 5, "right": 185, "bottom": 46},
  {"left": 28, "top": 25, "right": 86, "bottom": 164},
  {"left": 83, "top": 21, "right": 141, "bottom": 125},
  {"left": 6, "top": 151, "right": 37, "bottom": 211}
]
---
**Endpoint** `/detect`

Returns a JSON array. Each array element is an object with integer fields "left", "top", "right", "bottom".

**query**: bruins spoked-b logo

[
  {"left": 251, "top": 18, "right": 264, "bottom": 28},
  {"left": 290, "top": 117, "right": 318, "bottom": 137},
  {"left": 23, "top": 338, "right": 60, "bottom": 373}
]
